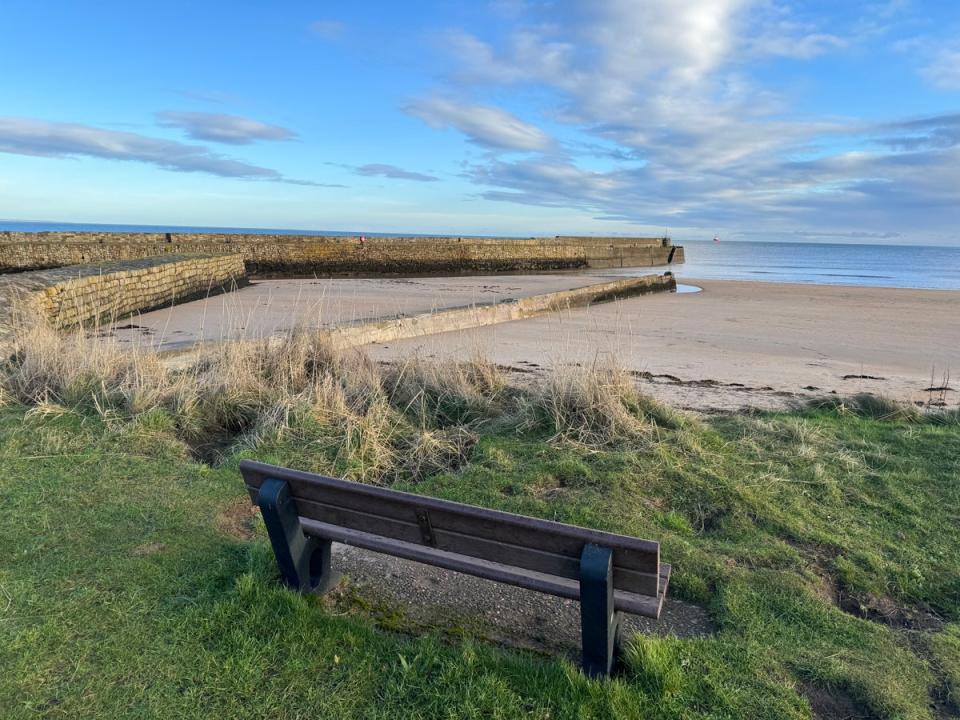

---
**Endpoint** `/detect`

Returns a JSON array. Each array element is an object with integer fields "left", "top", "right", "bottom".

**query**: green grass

[
  {"left": 930, "top": 624, "right": 960, "bottom": 709},
  {"left": 1, "top": 402, "right": 958, "bottom": 719}
]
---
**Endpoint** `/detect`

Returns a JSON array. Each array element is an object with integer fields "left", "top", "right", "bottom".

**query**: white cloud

[
  {"left": 437, "top": 2, "right": 795, "bottom": 171},
  {"left": 462, "top": 117, "right": 960, "bottom": 237},
  {"left": 409, "top": 0, "right": 960, "bottom": 237},
  {"left": 0, "top": 116, "right": 322, "bottom": 185},
  {"left": 748, "top": 27, "right": 848, "bottom": 59},
  {"left": 156, "top": 111, "right": 296, "bottom": 145},
  {"left": 404, "top": 97, "right": 553, "bottom": 152},
  {"left": 355, "top": 164, "right": 439, "bottom": 182},
  {"left": 921, "top": 46, "right": 960, "bottom": 90}
]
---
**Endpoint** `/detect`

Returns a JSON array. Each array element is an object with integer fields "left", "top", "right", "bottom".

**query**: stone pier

[{"left": 0, "top": 233, "right": 683, "bottom": 275}]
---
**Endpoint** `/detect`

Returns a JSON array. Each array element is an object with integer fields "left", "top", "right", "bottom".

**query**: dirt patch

[
  {"left": 216, "top": 498, "right": 259, "bottom": 541},
  {"left": 498, "top": 364, "right": 538, "bottom": 375},
  {"left": 800, "top": 681, "right": 875, "bottom": 720},
  {"left": 806, "top": 567, "right": 839, "bottom": 605},
  {"left": 836, "top": 591, "right": 944, "bottom": 630},
  {"left": 778, "top": 541, "right": 942, "bottom": 630},
  {"left": 188, "top": 432, "right": 240, "bottom": 466}
]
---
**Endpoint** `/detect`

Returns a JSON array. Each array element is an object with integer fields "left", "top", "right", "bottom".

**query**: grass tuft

[
  {"left": 384, "top": 354, "right": 505, "bottom": 427},
  {"left": 518, "top": 361, "right": 688, "bottom": 446},
  {"left": 625, "top": 636, "right": 686, "bottom": 699},
  {"left": 809, "top": 392, "right": 923, "bottom": 422}
]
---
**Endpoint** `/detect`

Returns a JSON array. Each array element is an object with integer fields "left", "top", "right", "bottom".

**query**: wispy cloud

[
  {"left": 438, "top": 1, "right": 830, "bottom": 166},
  {"left": 404, "top": 97, "right": 553, "bottom": 152},
  {"left": 0, "top": 116, "right": 324, "bottom": 185},
  {"left": 463, "top": 119, "right": 960, "bottom": 235},
  {"left": 414, "top": 0, "right": 960, "bottom": 238},
  {"left": 920, "top": 45, "right": 960, "bottom": 90},
  {"left": 156, "top": 111, "right": 296, "bottom": 145},
  {"left": 355, "top": 163, "right": 439, "bottom": 182},
  {"left": 876, "top": 114, "right": 960, "bottom": 150}
]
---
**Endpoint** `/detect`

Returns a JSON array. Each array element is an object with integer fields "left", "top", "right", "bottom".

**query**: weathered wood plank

[
  {"left": 287, "top": 495, "right": 660, "bottom": 596},
  {"left": 241, "top": 460, "right": 659, "bottom": 573},
  {"left": 240, "top": 460, "right": 666, "bottom": 610}
]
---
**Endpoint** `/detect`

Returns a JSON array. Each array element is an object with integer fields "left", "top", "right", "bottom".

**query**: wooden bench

[{"left": 240, "top": 459, "right": 670, "bottom": 677}]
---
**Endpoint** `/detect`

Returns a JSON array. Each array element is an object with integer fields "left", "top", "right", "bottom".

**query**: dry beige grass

[
  {"left": 3, "top": 311, "right": 171, "bottom": 412},
  {"left": 1, "top": 312, "right": 695, "bottom": 476},
  {"left": 0, "top": 314, "right": 493, "bottom": 480},
  {"left": 519, "top": 360, "right": 688, "bottom": 446},
  {"left": 384, "top": 353, "right": 505, "bottom": 427}
]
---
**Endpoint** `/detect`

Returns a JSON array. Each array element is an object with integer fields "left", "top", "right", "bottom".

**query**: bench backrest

[{"left": 241, "top": 460, "right": 663, "bottom": 612}]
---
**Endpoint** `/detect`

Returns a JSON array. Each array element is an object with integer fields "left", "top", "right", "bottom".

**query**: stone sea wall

[
  {"left": 0, "top": 254, "right": 246, "bottom": 353},
  {"left": 159, "top": 273, "right": 677, "bottom": 364},
  {"left": 327, "top": 273, "right": 677, "bottom": 347},
  {"left": 0, "top": 232, "right": 683, "bottom": 275}
]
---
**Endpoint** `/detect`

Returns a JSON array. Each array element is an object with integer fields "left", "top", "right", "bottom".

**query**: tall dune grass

[
  {"left": 384, "top": 353, "right": 505, "bottom": 427},
  {"left": 10, "top": 305, "right": 948, "bottom": 479},
  {"left": 519, "top": 361, "right": 689, "bottom": 445},
  {"left": 0, "top": 308, "right": 699, "bottom": 471}
]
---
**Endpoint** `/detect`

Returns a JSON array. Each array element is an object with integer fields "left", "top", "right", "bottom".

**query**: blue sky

[{"left": 2, "top": 0, "right": 960, "bottom": 244}]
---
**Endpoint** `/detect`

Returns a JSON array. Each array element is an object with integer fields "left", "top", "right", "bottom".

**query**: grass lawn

[{"left": 1, "top": 399, "right": 958, "bottom": 720}]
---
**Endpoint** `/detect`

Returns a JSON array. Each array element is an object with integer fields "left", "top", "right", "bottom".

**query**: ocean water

[
  {"left": 614, "top": 240, "right": 960, "bottom": 290},
  {"left": 2, "top": 221, "right": 958, "bottom": 290},
  {"left": 0, "top": 220, "right": 380, "bottom": 236}
]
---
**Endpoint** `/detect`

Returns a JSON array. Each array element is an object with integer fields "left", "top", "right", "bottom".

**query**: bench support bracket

[
  {"left": 258, "top": 478, "right": 339, "bottom": 593},
  {"left": 580, "top": 543, "right": 622, "bottom": 678}
]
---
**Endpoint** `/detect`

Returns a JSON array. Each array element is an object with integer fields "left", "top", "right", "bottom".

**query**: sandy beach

[
  {"left": 109, "top": 274, "right": 604, "bottom": 351},
  {"left": 367, "top": 278, "right": 960, "bottom": 411},
  {"left": 110, "top": 276, "right": 960, "bottom": 411}
]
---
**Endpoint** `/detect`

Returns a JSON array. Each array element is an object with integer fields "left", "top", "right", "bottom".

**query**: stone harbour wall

[
  {"left": 160, "top": 273, "right": 677, "bottom": 365},
  {"left": 0, "top": 232, "right": 683, "bottom": 275},
  {"left": 0, "top": 254, "right": 246, "bottom": 353},
  {"left": 328, "top": 273, "right": 678, "bottom": 347}
]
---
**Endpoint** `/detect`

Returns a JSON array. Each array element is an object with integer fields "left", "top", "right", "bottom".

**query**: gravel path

[{"left": 330, "top": 543, "right": 714, "bottom": 660}]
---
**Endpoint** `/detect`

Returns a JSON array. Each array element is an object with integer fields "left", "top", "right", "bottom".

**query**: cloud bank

[{"left": 407, "top": 0, "right": 960, "bottom": 240}]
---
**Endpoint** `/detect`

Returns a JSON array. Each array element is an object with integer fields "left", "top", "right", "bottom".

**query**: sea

[
  {"left": 644, "top": 240, "right": 960, "bottom": 291},
  {"left": 2, "top": 221, "right": 959, "bottom": 291}
]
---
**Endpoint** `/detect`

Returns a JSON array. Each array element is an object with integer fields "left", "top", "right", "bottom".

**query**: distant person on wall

[{"left": 358, "top": 235, "right": 365, "bottom": 249}]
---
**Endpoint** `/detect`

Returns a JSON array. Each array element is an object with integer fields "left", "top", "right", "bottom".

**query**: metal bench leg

[
  {"left": 580, "top": 543, "right": 623, "bottom": 678},
  {"left": 258, "top": 478, "right": 339, "bottom": 593}
]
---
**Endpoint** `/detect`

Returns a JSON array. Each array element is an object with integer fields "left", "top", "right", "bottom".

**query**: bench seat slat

[
  {"left": 299, "top": 517, "right": 670, "bottom": 618},
  {"left": 250, "top": 477, "right": 659, "bottom": 572},
  {"left": 279, "top": 494, "right": 661, "bottom": 596},
  {"left": 241, "top": 461, "right": 659, "bottom": 574}
]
